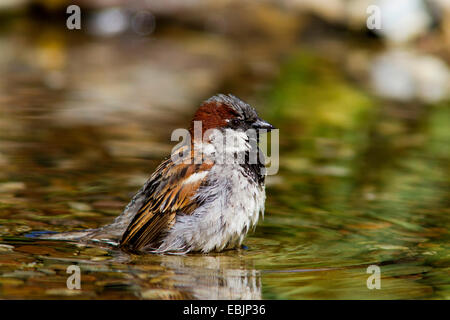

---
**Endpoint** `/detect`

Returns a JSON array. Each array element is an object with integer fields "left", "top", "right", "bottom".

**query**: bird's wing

[{"left": 120, "top": 155, "right": 213, "bottom": 251}]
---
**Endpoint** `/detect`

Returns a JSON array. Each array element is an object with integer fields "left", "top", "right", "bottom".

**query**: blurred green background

[{"left": 0, "top": 0, "right": 448, "bottom": 299}]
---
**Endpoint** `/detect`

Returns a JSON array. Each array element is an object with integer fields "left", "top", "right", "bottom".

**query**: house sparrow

[{"left": 40, "top": 94, "right": 275, "bottom": 254}]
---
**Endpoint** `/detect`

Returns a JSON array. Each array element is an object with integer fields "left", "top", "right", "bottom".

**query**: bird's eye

[{"left": 231, "top": 119, "right": 240, "bottom": 126}]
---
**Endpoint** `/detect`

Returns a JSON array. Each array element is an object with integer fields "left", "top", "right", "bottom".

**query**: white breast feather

[{"left": 155, "top": 129, "right": 266, "bottom": 253}]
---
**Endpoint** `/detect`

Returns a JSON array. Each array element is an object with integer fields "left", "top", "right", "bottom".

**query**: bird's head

[{"left": 189, "top": 94, "right": 275, "bottom": 141}]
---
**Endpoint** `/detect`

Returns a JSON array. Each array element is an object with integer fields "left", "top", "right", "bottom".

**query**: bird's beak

[{"left": 252, "top": 118, "right": 276, "bottom": 131}]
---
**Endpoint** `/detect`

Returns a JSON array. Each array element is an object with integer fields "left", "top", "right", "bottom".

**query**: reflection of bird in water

[
  {"left": 152, "top": 254, "right": 262, "bottom": 300},
  {"left": 19, "top": 241, "right": 261, "bottom": 300},
  {"left": 36, "top": 94, "right": 275, "bottom": 254}
]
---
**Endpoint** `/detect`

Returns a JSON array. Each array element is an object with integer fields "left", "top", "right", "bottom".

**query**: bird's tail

[
  {"left": 27, "top": 229, "right": 96, "bottom": 241},
  {"left": 26, "top": 226, "right": 122, "bottom": 247}
]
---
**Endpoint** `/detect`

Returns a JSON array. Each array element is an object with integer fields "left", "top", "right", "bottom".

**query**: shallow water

[{"left": 0, "top": 17, "right": 449, "bottom": 300}]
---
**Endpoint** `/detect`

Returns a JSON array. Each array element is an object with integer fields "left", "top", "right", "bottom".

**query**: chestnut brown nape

[
  {"left": 189, "top": 94, "right": 258, "bottom": 136},
  {"left": 189, "top": 102, "right": 238, "bottom": 135}
]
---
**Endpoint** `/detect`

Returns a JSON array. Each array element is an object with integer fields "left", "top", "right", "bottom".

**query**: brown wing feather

[{"left": 120, "top": 156, "right": 212, "bottom": 251}]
